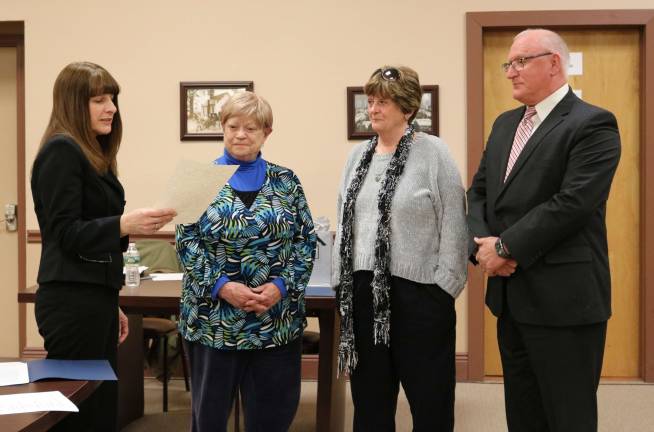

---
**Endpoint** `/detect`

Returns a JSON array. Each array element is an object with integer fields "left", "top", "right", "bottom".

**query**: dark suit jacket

[
  {"left": 31, "top": 135, "right": 129, "bottom": 289},
  {"left": 467, "top": 88, "right": 621, "bottom": 326}
]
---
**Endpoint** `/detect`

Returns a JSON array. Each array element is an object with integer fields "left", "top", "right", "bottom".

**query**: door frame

[
  {"left": 0, "top": 22, "right": 26, "bottom": 355},
  {"left": 465, "top": 10, "right": 654, "bottom": 382}
]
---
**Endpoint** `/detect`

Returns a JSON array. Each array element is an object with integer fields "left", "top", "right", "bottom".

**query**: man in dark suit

[{"left": 467, "top": 29, "right": 621, "bottom": 431}]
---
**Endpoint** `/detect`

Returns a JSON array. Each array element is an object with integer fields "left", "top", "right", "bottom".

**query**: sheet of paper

[
  {"left": 0, "top": 362, "right": 28, "bottom": 387},
  {"left": 154, "top": 160, "right": 236, "bottom": 225},
  {"left": 123, "top": 266, "right": 148, "bottom": 275},
  {"left": 151, "top": 273, "right": 184, "bottom": 281},
  {"left": 0, "top": 391, "right": 78, "bottom": 415}
]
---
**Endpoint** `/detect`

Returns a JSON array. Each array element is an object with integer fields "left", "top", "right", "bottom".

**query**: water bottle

[{"left": 124, "top": 242, "right": 141, "bottom": 288}]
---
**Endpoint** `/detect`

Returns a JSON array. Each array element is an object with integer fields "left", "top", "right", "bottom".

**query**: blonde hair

[
  {"left": 40, "top": 62, "right": 122, "bottom": 174},
  {"left": 220, "top": 91, "right": 273, "bottom": 131},
  {"left": 364, "top": 65, "right": 422, "bottom": 123}
]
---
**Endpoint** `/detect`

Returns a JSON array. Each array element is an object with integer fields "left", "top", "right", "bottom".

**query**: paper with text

[{"left": 154, "top": 160, "right": 236, "bottom": 225}]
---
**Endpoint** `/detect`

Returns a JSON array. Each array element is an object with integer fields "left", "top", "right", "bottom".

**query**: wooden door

[{"left": 482, "top": 30, "right": 641, "bottom": 378}]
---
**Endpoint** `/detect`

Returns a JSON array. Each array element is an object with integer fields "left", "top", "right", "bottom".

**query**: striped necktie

[{"left": 504, "top": 106, "right": 537, "bottom": 182}]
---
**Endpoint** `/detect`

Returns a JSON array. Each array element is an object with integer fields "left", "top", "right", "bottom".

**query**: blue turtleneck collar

[{"left": 214, "top": 149, "right": 267, "bottom": 191}]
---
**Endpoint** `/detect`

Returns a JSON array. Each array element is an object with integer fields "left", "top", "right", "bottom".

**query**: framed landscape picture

[{"left": 180, "top": 81, "right": 254, "bottom": 141}]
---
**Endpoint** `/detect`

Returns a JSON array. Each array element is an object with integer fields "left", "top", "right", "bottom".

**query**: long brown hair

[{"left": 40, "top": 62, "right": 122, "bottom": 174}]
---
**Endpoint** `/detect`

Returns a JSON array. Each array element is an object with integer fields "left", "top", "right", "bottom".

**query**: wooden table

[
  {"left": 0, "top": 379, "right": 100, "bottom": 432},
  {"left": 19, "top": 281, "right": 345, "bottom": 432}
]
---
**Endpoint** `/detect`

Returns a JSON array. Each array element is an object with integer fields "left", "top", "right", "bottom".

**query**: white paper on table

[
  {"left": 0, "top": 391, "right": 78, "bottom": 415},
  {"left": 122, "top": 266, "right": 148, "bottom": 275},
  {"left": 0, "top": 362, "right": 29, "bottom": 387},
  {"left": 153, "top": 160, "right": 236, "bottom": 225},
  {"left": 151, "top": 273, "right": 184, "bottom": 281}
]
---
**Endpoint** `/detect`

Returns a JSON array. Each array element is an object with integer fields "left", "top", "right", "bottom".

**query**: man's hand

[{"left": 474, "top": 236, "right": 518, "bottom": 277}]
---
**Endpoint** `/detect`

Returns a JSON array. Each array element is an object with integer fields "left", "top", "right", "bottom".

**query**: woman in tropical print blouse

[{"left": 176, "top": 91, "right": 316, "bottom": 432}]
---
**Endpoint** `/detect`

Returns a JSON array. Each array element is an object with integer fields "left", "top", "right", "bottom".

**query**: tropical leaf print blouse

[{"left": 176, "top": 163, "right": 317, "bottom": 350}]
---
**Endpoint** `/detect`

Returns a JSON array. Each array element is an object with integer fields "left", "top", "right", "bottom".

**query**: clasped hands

[
  {"left": 219, "top": 281, "right": 282, "bottom": 314},
  {"left": 474, "top": 236, "right": 518, "bottom": 277}
]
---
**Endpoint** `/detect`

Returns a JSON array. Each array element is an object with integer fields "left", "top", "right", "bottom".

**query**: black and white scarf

[{"left": 336, "top": 125, "right": 415, "bottom": 376}]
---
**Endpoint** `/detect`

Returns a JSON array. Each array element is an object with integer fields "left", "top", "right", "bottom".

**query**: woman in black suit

[{"left": 31, "top": 62, "right": 176, "bottom": 431}]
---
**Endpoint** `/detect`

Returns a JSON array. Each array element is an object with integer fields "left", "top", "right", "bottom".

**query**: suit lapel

[{"left": 497, "top": 90, "right": 577, "bottom": 200}]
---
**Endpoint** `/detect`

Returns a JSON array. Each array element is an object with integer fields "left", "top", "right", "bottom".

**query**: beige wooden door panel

[
  {"left": 482, "top": 30, "right": 640, "bottom": 378},
  {"left": 0, "top": 47, "right": 19, "bottom": 357}
]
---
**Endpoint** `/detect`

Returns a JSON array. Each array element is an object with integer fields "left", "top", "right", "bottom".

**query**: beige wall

[{"left": 4, "top": 1, "right": 652, "bottom": 351}]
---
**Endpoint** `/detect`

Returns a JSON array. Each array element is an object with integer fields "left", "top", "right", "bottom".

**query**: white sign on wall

[{"left": 568, "top": 52, "right": 583, "bottom": 76}]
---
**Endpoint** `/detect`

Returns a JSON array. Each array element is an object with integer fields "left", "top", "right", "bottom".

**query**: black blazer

[
  {"left": 31, "top": 135, "right": 129, "bottom": 289},
  {"left": 467, "top": 88, "right": 621, "bottom": 326}
]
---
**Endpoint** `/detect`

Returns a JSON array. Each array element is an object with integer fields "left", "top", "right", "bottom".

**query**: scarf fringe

[
  {"left": 337, "top": 341, "right": 358, "bottom": 377},
  {"left": 336, "top": 126, "right": 415, "bottom": 374}
]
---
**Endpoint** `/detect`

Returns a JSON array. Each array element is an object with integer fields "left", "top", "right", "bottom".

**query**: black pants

[
  {"left": 186, "top": 337, "right": 302, "bottom": 432},
  {"left": 350, "top": 271, "right": 456, "bottom": 432},
  {"left": 35, "top": 282, "right": 119, "bottom": 432},
  {"left": 498, "top": 297, "right": 606, "bottom": 432}
]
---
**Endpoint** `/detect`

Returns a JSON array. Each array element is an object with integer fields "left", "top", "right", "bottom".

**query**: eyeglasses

[
  {"left": 501, "top": 52, "right": 552, "bottom": 73},
  {"left": 372, "top": 67, "right": 400, "bottom": 81}
]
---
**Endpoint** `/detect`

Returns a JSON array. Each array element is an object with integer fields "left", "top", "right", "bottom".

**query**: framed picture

[
  {"left": 180, "top": 81, "right": 254, "bottom": 141},
  {"left": 346, "top": 85, "right": 439, "bottom": 140}
]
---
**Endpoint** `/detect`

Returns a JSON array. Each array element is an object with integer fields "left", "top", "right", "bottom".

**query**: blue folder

[
  {"left": 306, "top": 285, "right": 335, "bottom": 297},
  {"left": 27, "top": 359, "right": 117, "bottom": 382}
]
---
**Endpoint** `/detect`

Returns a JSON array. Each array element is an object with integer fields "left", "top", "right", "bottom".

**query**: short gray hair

[
  {"left": 220, "top": 91, "right": 273, "bottom": 131},
  {"left": 515, "top": 28, "right": 570, "bottom": 77}
]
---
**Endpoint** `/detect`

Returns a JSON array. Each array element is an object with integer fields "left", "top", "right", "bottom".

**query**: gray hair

[{"left": 515, "top": 28, "right": 570, "bottom": 77}]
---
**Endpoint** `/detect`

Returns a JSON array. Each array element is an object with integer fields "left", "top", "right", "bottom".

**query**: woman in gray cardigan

[{"left": 333, "top": 66, "right": 467, "bottom": 431}]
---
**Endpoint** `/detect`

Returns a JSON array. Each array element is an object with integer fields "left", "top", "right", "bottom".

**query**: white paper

[
  {"left": 122, "top": 266, "right": 148, "bottom": 275},
  {"left": 154, "top": 160, "right": 236, "bottom": 225},
  {"left": 151, "top": 273, "right": 184, "bottom": 281},
  {"left": 0, "top": 391, "right": 78, "bottom": 415},
  {"left": 568, "top": 52, "right": 583, "bottom": 76},
  {"left": 0, "top": 362, "right": 29, "bottom": 387}
]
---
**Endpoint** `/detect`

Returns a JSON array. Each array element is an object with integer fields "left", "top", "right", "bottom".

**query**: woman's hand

[
  {"left": 120, "top": 208, "right": 177, "bottom": 236},
  {"left": 244, "top": 282, "right": 282, "bottom": 314},
  {"left": 118, "top": 307, "right": 129, "bottom": 345},
  {"left": 219, "top": 281, "right": 263, "bottom": 311}
]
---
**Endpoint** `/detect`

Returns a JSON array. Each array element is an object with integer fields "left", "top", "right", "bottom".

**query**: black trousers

[
  {"left": 350, "top": 271, "right": 456, "bottom": 432},
  {"left": 498, "top": 295, "right": 606, "bottom": 432},
  {"left": 35, "top": 282, "right": 119, "bottom": 432},
  {"left": 186, "top": 337, "right": 302, "bottom": 432}
]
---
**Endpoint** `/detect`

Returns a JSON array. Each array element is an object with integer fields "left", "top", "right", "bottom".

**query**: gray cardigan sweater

[{"left": 332, "top": 132, "right": 468, "bottom": 298}]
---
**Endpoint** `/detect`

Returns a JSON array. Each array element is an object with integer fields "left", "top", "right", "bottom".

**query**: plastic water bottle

[{"left": 124, "top": 243, "right": 141, "bottom": 288}]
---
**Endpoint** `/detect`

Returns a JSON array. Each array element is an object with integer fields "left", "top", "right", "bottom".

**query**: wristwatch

[{"left": 495, "top": 237, "right": 511, "bottom": 259}]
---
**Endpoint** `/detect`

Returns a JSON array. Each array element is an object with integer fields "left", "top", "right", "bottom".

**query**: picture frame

[
  {"left": 346, "top": 85, "right": 439, "bottom": 140},
  {"left": 180, "top": 81, "right": 254, "bottom": 141}
]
